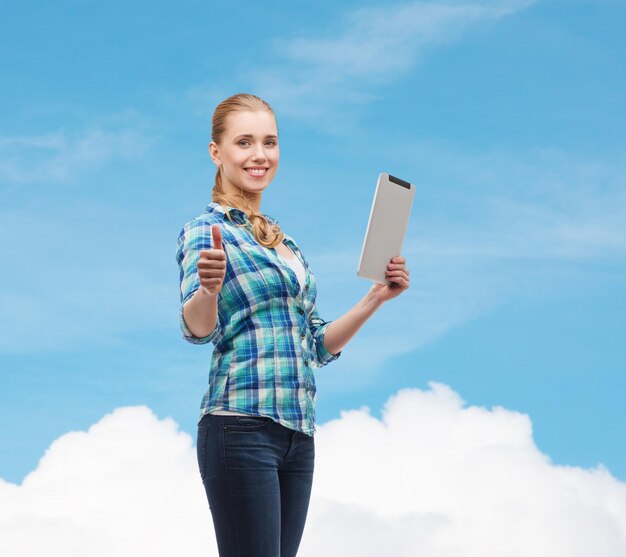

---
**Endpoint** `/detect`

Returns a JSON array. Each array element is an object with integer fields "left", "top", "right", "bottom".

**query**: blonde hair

[{"left": 210, "top": 93, "right": 284, "bottom": 249}]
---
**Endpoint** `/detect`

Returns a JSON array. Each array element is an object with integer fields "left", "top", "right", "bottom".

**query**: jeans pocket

[{"left": 225, "top": 415, "right": 273, "bottom": 430}]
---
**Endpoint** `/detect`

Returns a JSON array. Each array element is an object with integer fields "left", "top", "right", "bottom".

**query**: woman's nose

[{"left": 252, "top": 144, "right": 267, "bottom": 160}]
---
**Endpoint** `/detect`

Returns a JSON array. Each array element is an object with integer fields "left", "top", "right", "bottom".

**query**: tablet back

[{"left": 357, "top": 172, "right": 415, "bottom": 285}]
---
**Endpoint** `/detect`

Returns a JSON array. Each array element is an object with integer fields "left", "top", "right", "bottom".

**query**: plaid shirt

[{"left": 175, "top": 201, "right": 342, "bottom": 436}]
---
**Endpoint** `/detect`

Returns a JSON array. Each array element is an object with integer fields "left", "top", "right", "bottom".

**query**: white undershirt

[
  {"left": 277, "top": 250, "right": 306, "bottom": 289},
  {"left": 210, "top": 250, "right": 307, "bottom": 417}
]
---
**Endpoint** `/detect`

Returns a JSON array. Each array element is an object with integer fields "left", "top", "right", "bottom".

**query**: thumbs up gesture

[{"left": 197, "top": 224, "right": 227, "bottom": 296}]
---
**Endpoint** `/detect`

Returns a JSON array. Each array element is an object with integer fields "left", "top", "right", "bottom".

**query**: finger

[
  {"left": 199, "top": 274, "right": 223, "bottom": 284},
  {"left": 198, "top": 271, "right": 225, "bottom": 285},
  {"left": 385, "top": 269, "right": 408, "bottom": 277},
  {"left": 199, "top": 249, "right": 226, "bottom": 260},
  {"left": 211, "top": 224, "right": 223, "bottom": 251},
  {"left": 386, "top": 271, "right": 409, "bottom": 282},
  {"left": 388, "top": 276, "right": 409, "bottom": 286},
  {"left": 197, "top": 258, "right": 226, "bottom": 269}
]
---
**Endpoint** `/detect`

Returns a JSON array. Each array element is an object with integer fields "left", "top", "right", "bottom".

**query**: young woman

[{"left": 175, "top": 93, "right": 410, "bottom": 557}]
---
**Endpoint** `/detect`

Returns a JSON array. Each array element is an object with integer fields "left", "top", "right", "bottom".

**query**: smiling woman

[
  {"left": 175, "top": 92, "right": 409, "bottom": 557},
  {"left": 176, "top": 93, "right": 337, "bottom": 557},
  {"left": 208, "top": 96, "right": 283, "bottom": 249}
]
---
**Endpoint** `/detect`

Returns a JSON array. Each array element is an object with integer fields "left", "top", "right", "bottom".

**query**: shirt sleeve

[
  {"left": 175, "top": 219, "right": 223, "bottom": 345},
  {"left": 307, "top": 303, "right": 342, "bottom": 367}
]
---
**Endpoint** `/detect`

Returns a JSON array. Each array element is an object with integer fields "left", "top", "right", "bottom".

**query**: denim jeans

[{"left": 197, "top": 412, "right": 315, "bottom": 557}]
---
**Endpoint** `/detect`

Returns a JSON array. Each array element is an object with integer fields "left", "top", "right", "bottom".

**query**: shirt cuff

[{"left": 314, "top": 321, "right": 342, "bottom": 366}]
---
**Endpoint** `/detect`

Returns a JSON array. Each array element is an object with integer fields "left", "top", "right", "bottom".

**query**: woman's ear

[{"left": 208, "top": 141, "right": 221, "bottom": 167}]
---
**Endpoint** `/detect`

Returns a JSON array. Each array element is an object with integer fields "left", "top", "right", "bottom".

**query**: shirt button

[
  {"left": 304, "top": 360, "right": 309, "bottom": 367},
  {"left": 300, "top": 332, "right": 306, "bottom": 340},
  {"left": 297, "top": 307, "right": 304, "bottom": 315}
]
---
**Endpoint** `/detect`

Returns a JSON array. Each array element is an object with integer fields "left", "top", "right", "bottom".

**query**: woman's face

[{"left": 209, "top": 110, "right": 279, "bottom": 200}]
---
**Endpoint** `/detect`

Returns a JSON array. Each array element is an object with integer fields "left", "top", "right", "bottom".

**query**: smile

[{"left": 245, "top": 168, "right": 268, "bottom": 176}]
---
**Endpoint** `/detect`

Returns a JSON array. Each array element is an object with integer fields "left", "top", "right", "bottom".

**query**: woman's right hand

[{"left": 197, "top": 224, "right": 227, "bottom": 296}]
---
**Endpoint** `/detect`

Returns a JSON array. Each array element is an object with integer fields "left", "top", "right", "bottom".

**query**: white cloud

[
  {"left": 0, "top": 406, "right": 211, "bottom": 556},
  {"left": 1, "top": 383, "right": 625, "bottom": 556},
  {"left": 236, "top": 0, "right": 537, "bottom": 130}
]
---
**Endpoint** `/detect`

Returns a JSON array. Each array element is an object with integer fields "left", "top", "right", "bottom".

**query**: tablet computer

[{"left": 357, "top": 172, "right": 416, "bottom": 285}]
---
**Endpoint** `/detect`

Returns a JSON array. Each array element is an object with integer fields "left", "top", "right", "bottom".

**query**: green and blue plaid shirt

[{"left": 175, "top": 201, "right": 342, "bottom": 436}]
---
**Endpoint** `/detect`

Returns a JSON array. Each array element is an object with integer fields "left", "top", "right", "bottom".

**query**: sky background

[{"left": 1, "top": 1, "right": 625, "bottom": 554}]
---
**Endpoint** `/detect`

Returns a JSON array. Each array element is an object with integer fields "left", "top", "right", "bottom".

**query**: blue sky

[{"left": 1, "top": 0, "right": 625, "bottom": 492}]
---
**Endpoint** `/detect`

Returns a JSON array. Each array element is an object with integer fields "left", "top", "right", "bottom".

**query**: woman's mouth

[{"left": 245, "top": 167, "right": 268, "bottom": 177}]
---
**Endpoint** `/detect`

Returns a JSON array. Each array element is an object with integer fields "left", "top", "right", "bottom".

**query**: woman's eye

[{"left": 237, "top": 140, "right": 277, "bottom": 147}]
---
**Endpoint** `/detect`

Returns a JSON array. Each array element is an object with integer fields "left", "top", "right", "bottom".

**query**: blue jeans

[{"left": 197, "top": 413, "right": 315, "bottom": 557}]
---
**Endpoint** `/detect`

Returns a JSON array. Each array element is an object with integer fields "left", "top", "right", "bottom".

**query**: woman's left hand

[{"left": 369, "top": 256, "right": 410, "bottom": 304}]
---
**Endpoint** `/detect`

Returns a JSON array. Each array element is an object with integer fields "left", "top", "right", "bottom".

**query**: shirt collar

[{"left": 205, "top": 201, "right": 280, "bottom": 226}]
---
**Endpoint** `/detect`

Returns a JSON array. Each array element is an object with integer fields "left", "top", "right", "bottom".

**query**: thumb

[{"left": 211, "top": 223, "right": 223, "bottom": 251}]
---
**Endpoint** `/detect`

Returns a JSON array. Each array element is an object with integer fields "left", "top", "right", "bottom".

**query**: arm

[
  {"left": 182, "top": 288, "right": 220, "bottom": 340},
  {"left": 321, "top": 288, "right": 384, "bottom": 356},
  {"left": 323, "top": 255, "right": 411, "bottom": 354},
  {"left": 176, "top": 221, "right": 224, "bottom": 345}
]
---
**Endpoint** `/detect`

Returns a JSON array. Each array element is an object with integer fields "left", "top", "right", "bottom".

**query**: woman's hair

[{"left": 211, "top": 93, "right": 284, "bottom": 249}]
